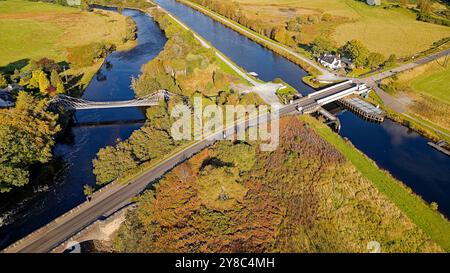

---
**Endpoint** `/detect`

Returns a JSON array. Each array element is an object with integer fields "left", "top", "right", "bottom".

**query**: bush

[
  {"left": 321, "top": 13, "right": 333, "bottom": 22},
  {"left": 0, "top": 73, "right": 7, "bottom": 88},
  {"left": 417, "top": 12, "right": 450, "bottom": 26},
  {"left": 67, "top": 43, "right": 115, "bottom": 68}
]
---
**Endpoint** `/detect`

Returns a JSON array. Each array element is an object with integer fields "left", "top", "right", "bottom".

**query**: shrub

[
  {"left": 67, "top": 43, "right": 115, "bottom": 68},
  {"left": 0, "top": 73, "right": 7, "bottom": 88}
]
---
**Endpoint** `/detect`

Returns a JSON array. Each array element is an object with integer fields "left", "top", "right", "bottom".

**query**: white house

[
  {"left": 318, "top": 54, "right": 342, "bottom": 70},
  {"left": 367, "top": 0, "right": 381, "bottom": 6}
]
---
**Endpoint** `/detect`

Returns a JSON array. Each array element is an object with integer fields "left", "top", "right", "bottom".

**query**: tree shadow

[
  {"left": 0, "top": 59, "right": 30, "bottom": 73},
  {"left": 200, "top": 157, "right": 233, "bottom": 170}
]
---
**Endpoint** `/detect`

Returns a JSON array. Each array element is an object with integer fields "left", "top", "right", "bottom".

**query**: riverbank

[{"left": 304, "top": 114, "right": 450, "bottom": 252}]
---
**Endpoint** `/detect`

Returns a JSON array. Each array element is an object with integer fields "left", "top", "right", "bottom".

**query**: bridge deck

[{"left": 308, "top": 81, "right": 355, "bottom": 101}]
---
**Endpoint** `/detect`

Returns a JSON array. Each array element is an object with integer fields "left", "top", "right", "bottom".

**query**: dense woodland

[
  {"left": 92, "top": 9, "right": 264, "bottom": 186},
  {"left": 0, "top": 93, "right": 60, "bottom": 192},
  {"left": 115, "top": 117, "right": 441, "bottom": 253}
]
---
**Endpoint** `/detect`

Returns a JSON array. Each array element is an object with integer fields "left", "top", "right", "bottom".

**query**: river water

[
  {"left": 0, "top": 7, "right": 167, "bottom": 249},
  {"left": 154, "top": 0, "right": 450, "bottom": 215},
  {"left": 0, "top": 1, "right": 449, "bottom": 250}
]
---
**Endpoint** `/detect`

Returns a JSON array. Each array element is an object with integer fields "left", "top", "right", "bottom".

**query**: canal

[{"left": 154, "top": 0, "right": 450, "bottom": 217}]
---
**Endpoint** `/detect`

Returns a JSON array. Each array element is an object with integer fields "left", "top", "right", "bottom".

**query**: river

[
  {"left": 0, "top": 0, "right": 449, "bottom": 250},
  {"left": 0, "top": 7, "right": 167, "bottom": 249},
  {"left": 154, "top": 0, "right": 450, "bottom": 216}
]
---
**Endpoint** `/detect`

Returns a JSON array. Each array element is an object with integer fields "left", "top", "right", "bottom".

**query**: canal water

[
  {"left": 0, "top": 7, "right": 167, "bottom": 249},
  {"left": 154, "top": 0, "right": 450, "bottom": 216}
]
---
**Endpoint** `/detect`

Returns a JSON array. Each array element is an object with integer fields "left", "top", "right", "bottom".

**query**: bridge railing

[{"left": 307, "top": 80, "right": 353, "bottom": 98}]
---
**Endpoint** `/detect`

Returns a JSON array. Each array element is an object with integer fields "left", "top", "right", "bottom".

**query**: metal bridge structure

[{"left": 49, "top": 90, "right": 175, "bottom": 111}]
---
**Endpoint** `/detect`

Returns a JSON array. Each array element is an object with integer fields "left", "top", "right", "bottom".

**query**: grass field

[
  {"left": 303, "top": 115, "right": 450, "bottom": 252},
  {"left": 381, "top": 56, "right": 450, "bottom": 132},
  {"left": 0, "top": 0, "right": 133, "bottom": 67},
  {"left": 236, "top": 0, "right": 450, "bottom": 57},
  {"left": 410, "top": 64, "right": 450, "bottom": 104}
]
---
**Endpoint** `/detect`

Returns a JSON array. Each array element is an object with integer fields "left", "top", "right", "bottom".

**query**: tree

[
  {"left": 50, "top": 69, "right": 65, "bottom": 94},
  {"left": 0, "top": 73, "right": 7, "bottom": 88},
  {"left": 311, "top": 37, "right": 333, "bottom": 56},
  {"left": 339, "top": 40, "right": 369, "bottom": 67},
  {"left": 10, "top": 69, "right": 21, "bottom": 83},
  {"left": 31, "top": 57, "right": 60, "bottom": 73},
  {"left": 129, "top": 127, "right": 175, "bottom": 162},
  {"left": 367, "top": 52, "right": 385, "bottom": 69},
  {"left": 430, "top": 202, "right": 439, "bottom": 211},
  {"left": 146, "top": 105, "right": 171, "bottom": 132},
  {"left": 83, "top": 184, "right": 94, "bottom": 200},
  {"left": 293, "top": 33, "right": 302, "bottom": 45},
  {"left": 38, "top": 71, "right": 50, "bottom": 94},
  {"left": 28, "top": 70, "right": 41, "bottom": 89},
  {"left": 80, "top": 0, "right": 92, "bottom": 11},
  {"left": 417, "top": 0, "right": 432, "bottom": 14},
  {"left": 286, "top": 20, "right": 301, "bottom": 32},
  {"left": 117, "top": 2, "right": 124, "bottom": 14},
  {"left": 0, "top": 92, "right": 60, "bottom": 191},
  {"left": 270, "top": 26, "right": 290, "bottom": 44},
  {"left": 384, "top": 54, "right": 397, "bottom": 67},
  {"left": 321, "top": 13, "right": 333, "bottom": 22},
  {"left": 93, "top": 142, "right": 138, "bottom": 185}
]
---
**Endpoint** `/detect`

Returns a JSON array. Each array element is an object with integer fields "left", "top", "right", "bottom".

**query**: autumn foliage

[{"left": 115, "top": 117, "right": 441, "bottom": 253}]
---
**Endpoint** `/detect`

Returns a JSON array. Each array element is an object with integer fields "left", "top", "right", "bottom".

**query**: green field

[
  {"left": 410, "top": 64, "right": 450, "bottom": 104},
  {"left": 0, "top": 0, "right": 133, "bottom": 67},
  {"left": 236, "top": 0, "right": 450, "bottom": 57},
  {"left": 303, "top": 115, "right": 450, "bottom": 252},
  {"left": 381, "top": 56, "right": 450, "bottom": 132}
]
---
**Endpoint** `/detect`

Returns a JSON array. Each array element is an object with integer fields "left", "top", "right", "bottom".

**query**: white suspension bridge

[{"left": 49, "top": 90, "right": 175, "bottom": 110}]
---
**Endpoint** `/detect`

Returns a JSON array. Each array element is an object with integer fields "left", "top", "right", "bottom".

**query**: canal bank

[{"left": 154, "top": 0, "right": 450, "bottom": 220}]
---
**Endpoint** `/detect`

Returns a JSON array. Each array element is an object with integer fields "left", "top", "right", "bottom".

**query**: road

[
  {"left": 3, "top": 136, "right": 216, "bottom": 253},
  {"left": 3, "top": 78, "right": 357, "bottom": 253},
  {"left": 361, "top": 48, "right": 450, "bottom": 83}
]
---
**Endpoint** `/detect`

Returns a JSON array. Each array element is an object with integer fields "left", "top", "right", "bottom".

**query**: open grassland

[
  {"left": 304, "top": 115, "right": 450, "bottom": 252},
  {"left": 0, "top": 0, "right": 134, "bottom": 67},
  {"left": 410, "top": 63, "right": 450, "bottom": 104},
  {"left": 235, "top": 0, "right": 450, "bottom": 57}
]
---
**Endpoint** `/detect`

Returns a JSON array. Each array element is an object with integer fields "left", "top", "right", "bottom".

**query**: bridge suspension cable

[{"left": 49, "top": 90, "right": 176, "bottom": 110}]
